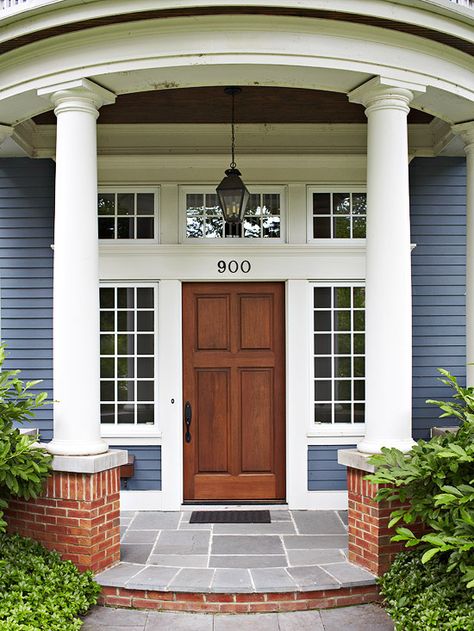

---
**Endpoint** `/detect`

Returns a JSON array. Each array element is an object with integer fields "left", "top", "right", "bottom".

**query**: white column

[
  {"left": 38, "top": 79, "right": 115, "bottom": 456},
  {"left": 452, "top": 122, "right": 474, "bottom": 387},
  {"left": 349, "top": 77, "right": 424, "bottom": 454}
]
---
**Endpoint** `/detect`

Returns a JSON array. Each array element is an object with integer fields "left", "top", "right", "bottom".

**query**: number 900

[{"left": 217, "top": 260, "right": 251, "bottom": 274}]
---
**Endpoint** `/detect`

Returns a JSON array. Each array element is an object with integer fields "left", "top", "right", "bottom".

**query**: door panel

[{"left": 183, "top": 282, "right": 285, "bottom": 501}]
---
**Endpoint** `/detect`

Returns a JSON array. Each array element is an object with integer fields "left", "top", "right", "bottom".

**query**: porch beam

[
  {"left": 38, "top": 78, "right": 115, "bottom": 456},
  {"left": 349, "top": 77, "right": 424, "bottom": 454},
  {"left": 452, "top": 121, "right": 474, "bottom": 387}
]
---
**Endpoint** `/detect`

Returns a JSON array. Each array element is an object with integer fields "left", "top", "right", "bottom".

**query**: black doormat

[{"left": 190, "top": 510, "right": 271, "bottom": 524}]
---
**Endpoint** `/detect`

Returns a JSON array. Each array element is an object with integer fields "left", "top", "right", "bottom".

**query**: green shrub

[
  {"left": 0, "top": 534, "right": 100, "bottom": 631},
  {"left": 0, "top": 344, "right": 52, "bottom": 532},
  {"left": 367, "top": 369, "right": 474, "bottom": 589},
  {"left": 379, "top": 550, "right": 474, "bottom": 631}
]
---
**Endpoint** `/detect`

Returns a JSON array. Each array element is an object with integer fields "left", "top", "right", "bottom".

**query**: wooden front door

[{"left": 183, "top": 282, "right": 286, "bottom": 501}]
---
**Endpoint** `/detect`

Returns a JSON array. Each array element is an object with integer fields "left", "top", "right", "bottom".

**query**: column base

[
  {"left": 46, "top": 437, "right": 109, "bottom": 456},
  {"left": 357, "top": 437, "right": 416, "bottom": 454},
  {"left": 5, "top": 450, "right": 127, "bottom": 573}
]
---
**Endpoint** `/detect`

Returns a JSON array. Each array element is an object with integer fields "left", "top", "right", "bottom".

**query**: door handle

[{"left": 184, "top": 401, "right": 192, "bottom": 443}]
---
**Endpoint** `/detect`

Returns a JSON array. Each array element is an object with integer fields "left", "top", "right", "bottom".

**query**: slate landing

[{"left": 95, "top": 510, "right": 376, "bottom": 594}]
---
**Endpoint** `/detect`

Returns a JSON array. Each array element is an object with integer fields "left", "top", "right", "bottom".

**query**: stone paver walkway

[
  {"left": 82, "top": 604, "right": 394, "bottom": 630},
  {"left": 95, "top": 510, "right": 375, "bottom": 593}
]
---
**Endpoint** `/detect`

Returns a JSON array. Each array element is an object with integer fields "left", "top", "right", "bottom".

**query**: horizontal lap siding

[
  {"left": 0, "top": 158, "right": 55, "bottom": 441},
  {"left": 308, "top": 445, "right": 356, "bottom": 491},
  {"left": 410, "top": 157, "right": 466, "bottom": 440},
  {"left": 116, "top": 445, "right": 162, "bottom": 490}
]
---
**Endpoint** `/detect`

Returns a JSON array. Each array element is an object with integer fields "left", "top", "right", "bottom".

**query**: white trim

[
  {"left": 107, "top": 436, "right": 162, "bottom": 445},
  {"left": 292, "top": 490, "right": 348, "bottom": 510},
  {"left": 307, "top": 435, "right": 363, "bottom": 445},
  {"left": 120, "top": 490, "right": 164, "bottom": 511},
  {"left": 178, "top": 185, "right": 287, "bottom": 243}
]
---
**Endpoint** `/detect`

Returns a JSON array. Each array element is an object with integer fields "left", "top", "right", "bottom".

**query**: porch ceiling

[{"left": 33, "top": 87, "right": 434, "bottom": 126}]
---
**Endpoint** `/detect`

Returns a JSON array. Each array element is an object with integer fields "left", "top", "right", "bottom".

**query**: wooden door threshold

[{"left": 182, "top": 500, "right": 288, "bottom": 507}]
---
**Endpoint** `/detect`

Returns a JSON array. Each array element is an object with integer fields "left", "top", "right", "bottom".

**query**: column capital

[
  {"left": 38, "top": 78, "right": 116, "bottom": 118},
  {"left": 349, "top": 76, "right": 426, "bottom": 115},
  {"left": 0, "top": 124, "right": 13, "bottom": 145},
  {"left": 452, "top": 121, "right": 474, "bottom": 153}
]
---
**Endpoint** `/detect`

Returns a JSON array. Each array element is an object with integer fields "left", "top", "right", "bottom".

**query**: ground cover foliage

[
  {"left": 0, "top": 534, "right": 100, "bottom": 631},
  {"left": 366, "top": 369, "right": 474, "bottom": 629}
]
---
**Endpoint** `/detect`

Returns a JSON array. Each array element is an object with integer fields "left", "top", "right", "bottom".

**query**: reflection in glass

[
  {"left": 137, "top": 381, "right": 154, "bottom": 401},
  {"left": 98, "top": 193, "right": 115, "bottom": 215},
  {"left": 117, "top": 404, "right": 135, "bottom": 424},
  {"left": 354, "top": 403, "right": 365, "bottom": 423},
  {"left": 334, "top": 216, "right": 350, "bottom": 238},
  {"left": 117, "top": 193, "right": 134, "bottom": 215},
  {"left": 335, "top": 287, "right": 350, "bottom": 308},
  {"left": 100, "top": 358, "right": 114, "bottom": 378},
  {"left": 117, "top": 217, "right": 134, "bottom": 239},
  {"left": 137, "top": 404, "right": 154, "bottom": 424},
  {"left": 137, "top": 334, "right": 154, "bottom": 355},
  {"left": 118, "top": 288, "right": 134, "bottom": 308},
  {"left": 335, "top": 357, "right": 351, "bottom": 378},
  {"left": 333, "top": 193, "right": 350, "bottom": 214},
  {"left": 118, "top": 311, "right": 135, "bottom": 331},
  {"left": 100, "top": 311, "right": 114, "bottom": 331},
  {"left": 334, "top": 310, "right": 350, "bottom": 331},
  {"left": 118, "top": 380, "right": 134, "bottom": 401},
  {"left": 100, "top": 288, "right": 114, "bottom": 309},
  {"left": 118, "top": 357, "right": 134, "bottom": 379},
  {"left": 335, "top": 380, "right": 351, "bottom": 401},
  {"left": 354, "top": 380, "right": 365, "bottom": 401},
  {"left": 117, "top": 334, "right": 134, "bottom": 355},
  {"left": 313, "top": 193, "right": 330, "bottom": 215},
  {"left": 137, "top": 217, "right": 154, "bottom": 239},
  {"left": 100, "top": 381, "right": 114, "bottom": 401},
  {"left": 314, "top": 357, "right": 331, "bottom": 378},
  {"left": 335, "top": 403, "right": 352, "bottom": 423},
  {"left": 334, "top": 334, "right": 351, "bottom": 354},
  {"left": 315, "top": 380, "right": 331, "bottom": 401},
  {"left": 98, "top": 218, "right": 114, "bottom": 239},
  {"left": 137, "top": 357, "right": 154, "bottom": 378},
  {"left": 315, "top": 403, "right": 331, "bottom": 423},
  {"left": 100, "top": 334, "right": 114, "bottom": 355},
  {"left": 137, "top": 193, "right": 154, "bottom": 214},
  {"left": 100, "top": 404, "right": 115, "bottom": 424}
]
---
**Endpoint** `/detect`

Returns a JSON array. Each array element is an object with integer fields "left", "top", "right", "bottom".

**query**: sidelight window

[
  {"left": 313, "top": 284, "right": 365, "bottom": 425},
  {"left": 99, "top": 284, "right": 157, "bottom": 426}
]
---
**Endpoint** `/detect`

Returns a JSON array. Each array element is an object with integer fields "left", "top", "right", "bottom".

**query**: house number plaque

[{"left": 217, "top": 260, "right": 251, "bottom": 274}]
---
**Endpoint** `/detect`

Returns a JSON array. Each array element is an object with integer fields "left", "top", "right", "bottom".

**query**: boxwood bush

[
  {"left": 0, "top": 534, "right": 100, "bottom": 631},
  {"left": 380, "top": 550, "right": 474, "bottom": 631}
]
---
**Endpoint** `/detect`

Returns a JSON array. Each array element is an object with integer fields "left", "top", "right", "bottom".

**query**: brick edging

[{"left": 98, "top": 584, "right": 380, "bottom": 613}]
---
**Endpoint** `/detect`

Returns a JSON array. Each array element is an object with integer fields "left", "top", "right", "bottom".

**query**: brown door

[{"left": 183, "top": 282, "right": 286, "bottom": 501}]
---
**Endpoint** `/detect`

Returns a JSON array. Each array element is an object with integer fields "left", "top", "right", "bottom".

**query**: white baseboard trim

[
  {"left": 288, "top": 490, "right": 348, "bottom": 510},
  {"left": 120, "top": 490, "right": 164, "bottom": 511}
]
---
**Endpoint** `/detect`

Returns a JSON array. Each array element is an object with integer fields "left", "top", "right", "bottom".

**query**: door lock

[{"left": 184, "top": 401, "right": 192, "bottom": 443}]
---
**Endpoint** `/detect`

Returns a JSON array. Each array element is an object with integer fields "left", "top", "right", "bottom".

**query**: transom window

[
  {"left": 99, "top": 284, "right": 157, "bottom": 426},
  {"left": 313, "top": 284, "right": 365, "bottom": 425},
  {"left": 308, "top": 190, "right": 367, "bottom": 239},
  {"left": 182, "top": 187, "right": 285, "bottom": 241},
  {"left": 98, "top": 188, "right": 158, "bottom": 240}
]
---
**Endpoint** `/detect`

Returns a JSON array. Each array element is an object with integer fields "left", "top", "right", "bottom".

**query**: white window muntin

[
  {"left": 98, "top": 186, "right": 160, "bottom": 243},
  {"left": 311, "top": 281, "right": 365, "bottom": 430},
  {"left": 306, "top": 186, "right": 367, "bottom": 243},
  {"left": 99, "top": 282, "right": 160, "bottom": 437},
  {"left": 179, "top": 185, "right": 287, "bottom": 243}
]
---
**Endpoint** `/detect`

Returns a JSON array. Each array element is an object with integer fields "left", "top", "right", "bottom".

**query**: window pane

[
  {"left": 313, "top": 217, "right": 331, "bottom": 238},
  {"left": 117, "top": 334, "right": 134, "bottom": 355},
  {"left": 100, "top": 404, "right": 115, "bottom": 424},
  {"left": 117, "top": 217, "right": 134, "bottom": 239},
  {"left": 100, "top": 311, "right": 114, "bottom": 332},
  {"left": 137, "top": 288, "right": 154, "bottom": 308},
  {"left": 352, "top": 193, "right": 367, "bottom": 215},
  {"left": 334, "top": 334, "right": 351, "bottom": 354},
  {"left": 137, "top": 381, "right": 154, "bottom": 401},
  {"left": 100, "top": 334, "right": 114, "bottom": 355},
  {"left": 262, "top": 216, "right": 280, "bottom": 238},
  {"left": 314, "top": 334, "right": 331, "bottom": 355},
  {"left": 137, "top": 334, "right": 154, "bottom": 355},
  {"left": 262, "top": 193, "right": 280, "bottom": 215},
  {"left": 137, "top": 404, "right": 154, "bottom": 424},
  {"left": 334, "top": 310, "right": 350, "bottom": 331},
  {"left": 333, "top": 193, "right": 350, "bottom": 214},
  {"left": 352, "top": 216, "right": 366, "bottom": 238},
  {"left": 118, "top": 311, "right": 135, "bottom": 331},
  {"left": 118, "top": 380, "right": 134, "bottom": 401},
  {"left": 313, "top": 193, "right": 330, "bottom": 215},
  {"left": 314, "top": 311, "right": 331, "bottom": 332},
  {"left": 137, "top": 193, "right": 154, "bottom": 215},
  {"left": 243, "top": 218, "right": 260, "bottom": 238},
  {"left": 353, "top": 287, "right": 365, "bottom": 308},
  {"left": 335, "top": 287, "right": 350, "bottom": 308},
  {"left": 137, "top": 311, "right": 154, "bottom": 332},
  {"left": 100, "top": 381, "right": 114, "bottom": 401},
  {"left": 353, "top": 310, "right": 365, "bottom": 331},
  {"left": 334, "top": 216, "right": 350, "bottom": 238},
  {"left": 100, "top": 358, "right": 114, "bottom": 378},
  {"left": 354, "top": 403, "right": 365, "bottom": 423},
  {"left": 205, "top": 217, "right": 224, "bottom": 238},
  {"left": 118, "top": 288, "right": 134, "bottom": 309},
  {"left": 354, "top": 380, "right": 365, "bottom": 401},
  {"left": 98, "top": 217, "right": 114, "bottom": 239},
  {"left": 246, "top": 194, "right": 261, "bottom": 215},
  {"left": 187, "top": 217, "right": 204, "bottom": 238},
  {"left": 137, "top": 357, "right": 154, "bottom": 378},
  {"left": 354, "top": 334, "right": 365, "bottom": 354},
  {"left": 137, "top": 217, "right": 154, "bottom": 239},
  {"left": 100, "top": 288, "right": 115, "bottom": 308},
  {"left": 118, "top": 357, "right": 134, "bottom": 379},
  {"left": 117, "top": 193, "right": 134, "bottom": 215},
  {"left": 205, "top": 193, "right": 219, "bottom": 211},
  {"left": 354, "top": 357, "right": 365, "bottom": 377},
  {"left": 314, "top": 357, "right": 331, "bottom": 378},
  {"left": 314, "top": 287, "right": 331, "bottom": 308},
  {"left": 335, "top": 380, "right": 351, "bottom": 401},
  {"left": 315, "top": 403, "right": 331, "bottom": 423},
  {"left": 315, "top": 380, "right": 331, "bottom": 401},
  {"left": 335, "top": 403, "right": 352, "bottom": 423},
  {"left": 117, "top": 404, "right": 135, "bottom": 424},
  {"left": 98, "top": 194, "right": 115, "bottom": 216},
  {"left": 187, "top": 193, "right": 204, "bottom": 209},
  {"left": 334, "top": 357, "right": 351, "bottom": 378}
]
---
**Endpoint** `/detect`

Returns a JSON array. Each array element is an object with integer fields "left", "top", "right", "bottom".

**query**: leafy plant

[
  {"left": 0, "top": 533, "right": 100, "bottom": 630},
  {"left": 379, "top": 550, "right": 474, "bottom": 631},
  {"left": 366, "top": 369, "right": 474, "bottom": 589},
  {"left": 0, "top": 344, "right": 52, "bottom": 531}
]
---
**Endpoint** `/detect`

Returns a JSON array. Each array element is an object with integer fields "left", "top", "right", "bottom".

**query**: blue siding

[
  {"left": 116, "top": 446, "right": 161, "bottom": 491},
  {"left": 0, "top": 158, "right": 54, "bottom": 441},
  {"left": 410, "top": 157, "right": 466, "bottom": 440},
  {"left": 308, "top": 445, "right": 356, "bottom": 491}
]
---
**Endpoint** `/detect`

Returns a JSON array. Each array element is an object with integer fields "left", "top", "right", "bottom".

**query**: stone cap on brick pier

[
  {"left": 337, "top": 449, "right": 376, "bottom": 473},
  {"left": 42, "top": 448, "right": 128, "bottom": 473}
]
